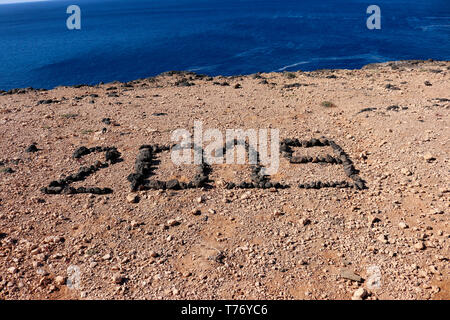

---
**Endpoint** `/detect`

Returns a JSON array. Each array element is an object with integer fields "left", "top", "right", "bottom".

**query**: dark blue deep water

[{"left": 0, "top": 0, "right": 449, "bottom": 90}]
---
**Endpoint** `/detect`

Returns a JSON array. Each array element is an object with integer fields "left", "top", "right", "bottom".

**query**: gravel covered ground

[{"left": 0, "top": 60, "right": 448, "bottom": 300}]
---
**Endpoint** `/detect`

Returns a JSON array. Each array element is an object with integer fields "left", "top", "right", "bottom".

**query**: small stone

[
  {"left": 240, "top": 192, "right": 251, "bottom": 200},
  {"left": 340, "top": 269, "right": 363, "bottom": 282},
  {"left": 130, "top": 220, "right": 139, "bottom": 228},
  {"left": 299, "top": 259, "right": 308, "bottom": 266},
  {"left": 431, "top": 286, "right": 440, "bottom": 294},
  {"left": 299, "top": 218, "right": 311, "bottom": 226},
  {"left": 167, "top": 219, "right": 180, "bottom": 227},
  {"left": 149, "top": 250, "right": 159, "bottom": 258},
  {"left": 25, "top": 144, "right": 38, "bottom": 153},
  {"left": 414, "top": 242, "right": 426, "bottom": 251},
  {"left": 352, "top": 288, "right": 368, "bottom": 300},
  {"left": 102, "top": 253, "right": 112, "bottom": 260},
  {"left": 398, "top": 222, "right": 408, "bottom": 229},
  {"left": 377, "top": 234, "right": 388, "bottom": 244},
  {"left": 429, "top": 265, "right": 438, "bottom": 274},
  {"left": 191, "top": 209, "right": 201, "bottom": 216},
  {"left": 368, "top": 215, "right": 380, "bottom": 225},
  {"left": 424, "top": 152, "right": 435, "bottom": 162},
  {"left": 438, "top": 188, "right": 449, "bottom": 194},
  {"left": 8, "top": 267, "right": 17, "bottom": 274},
  {"left": 54, "top": 276, "right": 66, "bottom": 285},
  {"left": 273, "top": 210, "right": 284, "bottom": 216},
  {"left": 401, "top": 168, "right": 412, "bottom": 176},
  {"left": 196, "top": 196, "right": 204, "bottom": 203},
  {"left": 428, "top": 209, "right": 444, "bottom": 215},
  {"left": 434, "top": 254, "right": 445, "bottom": 261},
  {"left": 112, "top": 274, "right": 124, "bottom": 285},
  {"left": 126, "top": 193, "right": 139, "bottom": 203}
]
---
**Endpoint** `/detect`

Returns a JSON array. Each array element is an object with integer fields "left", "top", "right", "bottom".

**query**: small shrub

[
  {"left": 321, "top": 101, "right": 337, "bottom": 108},
  {"left": 60, "top": 113, "right": 78, "bottom": 119},
  {"left": 284, "top": 72, "right": 297, "bottom": 79}
]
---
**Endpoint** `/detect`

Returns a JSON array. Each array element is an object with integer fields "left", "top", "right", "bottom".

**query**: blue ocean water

[{"left": 0, "top": 0, "right": 449, "bottom": 90}]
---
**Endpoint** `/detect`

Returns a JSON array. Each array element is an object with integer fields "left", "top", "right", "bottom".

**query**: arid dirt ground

[{"left": 0, "top": 60, "right": 448, "bottom": 300}]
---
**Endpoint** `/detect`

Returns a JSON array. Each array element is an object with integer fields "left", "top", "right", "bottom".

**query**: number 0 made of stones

[{"left": 41, "top": 136, "right": 367, "bottom": 195}]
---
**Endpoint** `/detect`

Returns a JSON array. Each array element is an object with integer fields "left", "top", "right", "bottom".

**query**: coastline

[{"left": 1, "top": 59, "right": 448, "bottom": 93}]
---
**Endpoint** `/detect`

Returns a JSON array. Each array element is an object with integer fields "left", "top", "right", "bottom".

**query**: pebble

[
  {"left": 352, "top": 288, "right": 368, "bottom": 300},
  {"left": 423, "top": 153, "right": 435, "bottom": 162},
  {"left": 7, "top": 267, "right": 17, "bottom": 274},
  {"left": 112, "top": 274, "right": 124, "bottom": 285},
  {"left": 126, "top": 193, "right": 139, "bottom": 203},
  {"left": 438, "top": 188, "right": 449, "bottom": 194},
  {"left": 240, "top": 192, "right": 251, "bottom": 200},
  {"left": 299, "top": 218, "right": 311, "bottom": 226},
  {"left": 431, "top": 286, "right": 440, "bottom": 294},
  {"left": 340, "top": 269, "right": 363, "bottom": 282},
  {"left": 401, "top": 168, "right": 412, "bottom": 176},
  {"left": 398, "top": 222, "right": 408, "bottom": 229},
  {"left": 149, "top": 250, "right": 159, "bottom": 258},
  {"left": 167, "top": 219, "right": 179, "bottom": 227},
  {"left": 368, "top": 215, "right": 380, "bottom": 225},
  {"left": 273, "top": 210, "right": 284, "bottom": 216},
  {"left": 377, "top": 234, "right": 388, "bottom": 244},
  {"left": 102, "top": 253, "right": 112, "bottom": 260},
  {"left": 130, "top": 220, "right": 139, "bottom": 228},
  {"left": 44, "top": 235, "right": 64, "bottom": 244},
  {"left": 196, "top": 196, "right": 204, "bottom": 203},
  {"left": 54, "top": 276, "right": 66, "bottom": 286},
  {"left": 429, "top": 209, "right": 444, "bottom": 215},
  {"left": 414, "top": 242, "right": 426, "bottom": 251},
  {"left": 25, "top": 144, "right": 38, "bottom": 153}
]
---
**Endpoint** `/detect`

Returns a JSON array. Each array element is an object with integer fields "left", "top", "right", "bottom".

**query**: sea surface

[{"left": 0, "top": 0, "right": 449, "bottom": 90}]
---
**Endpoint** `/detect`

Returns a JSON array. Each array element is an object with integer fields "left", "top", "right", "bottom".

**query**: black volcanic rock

[
  {"left": 3, "top": 167, "right": 14, "bottom": 174},
  {"left": 73, "top": 146, "right": 90, "bottom": 159},
  {"left": 105, "top": 149, "right": 121, "bottom": 163},
  {"left": 25, "top": 144, "right": 38, "bottom": 153},
  {"left": 166, "top": 179, "right": 180, "bottom": 190}
]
